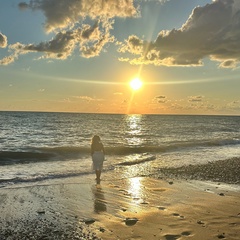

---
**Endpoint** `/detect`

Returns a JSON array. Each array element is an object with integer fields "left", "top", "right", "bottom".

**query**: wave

[
  {"left": 0, "top": 165, "right": 116, "bottom": 187},
  {"left": 1, "top": 137, "right": 239, "bottom": 166},
  {"left": 0, "top": 147, "right": 90, "bottom": 165},
  {"left": 0, "top": 151, "right": 55, "bottom": 165},
  {"left": 107, "top": 138, "right": 240, "bottom": 155},
  {"left": 0, "top": 171, "right": 92, "bottom": 187},
  {"left": 117, "top": 153, "right": 156, "bottom": 166}
]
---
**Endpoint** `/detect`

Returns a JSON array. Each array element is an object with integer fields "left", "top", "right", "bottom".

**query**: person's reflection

[{"left": 92, "top": 185, "right": 107, "bottom": 213}]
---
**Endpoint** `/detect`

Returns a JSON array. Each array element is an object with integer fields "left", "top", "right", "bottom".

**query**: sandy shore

[{"left": 0, "top": 176, "right": 239, "bottom": 240}]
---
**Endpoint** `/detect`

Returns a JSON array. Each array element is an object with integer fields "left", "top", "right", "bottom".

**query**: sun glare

[{"left": 129, "top": 78, "right": 143, "bottom": 91}]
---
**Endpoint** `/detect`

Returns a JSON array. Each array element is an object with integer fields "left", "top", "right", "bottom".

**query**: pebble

[
  {"left": 84, "top": 218, "right": 96, "bottom": 225},
  {"left": 158, "top": 206, "right": 166, "bottom": 210},
  {"left": 125, "top": 218, "right": 138, "bottom": 226},
  {"left": 217, "top": 233, "right": 225, "bottom": 239},
  {"left": 37, "top": 210, "right": 46, "bottom": 214}
]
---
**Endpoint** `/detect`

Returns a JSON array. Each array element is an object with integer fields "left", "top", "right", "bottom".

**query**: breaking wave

[{"left": 0, "top": 137, "right": 239, "bottom": 166}]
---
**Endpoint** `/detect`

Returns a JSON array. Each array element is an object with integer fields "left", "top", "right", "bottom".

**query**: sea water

[{"left": 0, "top": 111, "right": 239, "bottom": 187}]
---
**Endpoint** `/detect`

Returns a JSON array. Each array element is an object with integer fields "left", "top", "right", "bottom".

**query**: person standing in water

[{"left": 91, "top": 135, "right": 105, "bottom": 183}]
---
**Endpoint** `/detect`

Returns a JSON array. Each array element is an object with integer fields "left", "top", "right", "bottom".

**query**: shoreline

[
  {"left": 152, "top": 157, "right": 240, "bottom": 185},
  {"left": 0, "top": 176, "right": 239, "bottom": 240}
]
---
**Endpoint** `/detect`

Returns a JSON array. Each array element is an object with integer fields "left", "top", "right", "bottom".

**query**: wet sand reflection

[{"left": 92, "top": 185, "right": 107, "bottom": 213}]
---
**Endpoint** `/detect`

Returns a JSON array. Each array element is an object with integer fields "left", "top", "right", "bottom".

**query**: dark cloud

[{"left": 118, "top": 0, "right": 240, "bottom": 68}]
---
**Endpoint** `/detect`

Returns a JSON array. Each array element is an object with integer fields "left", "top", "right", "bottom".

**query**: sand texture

[{"left": 0, "top": 177, "right": 239, "bottom": 240}]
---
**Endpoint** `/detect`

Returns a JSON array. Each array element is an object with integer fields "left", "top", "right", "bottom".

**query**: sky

[{"left": 0, "top": 0, "right": 240, "bottom": 115}]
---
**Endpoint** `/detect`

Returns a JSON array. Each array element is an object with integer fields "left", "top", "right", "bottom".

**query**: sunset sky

[{"left": 0, "top": 0, "right": 240, "bottom": 115}]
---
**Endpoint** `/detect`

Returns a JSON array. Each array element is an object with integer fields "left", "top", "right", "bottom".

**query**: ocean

[{"left": 0, "top": 111, "right": 240, "bottom": 188}]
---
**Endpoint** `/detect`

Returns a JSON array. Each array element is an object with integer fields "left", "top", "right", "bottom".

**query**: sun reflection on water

[{"left": 125, "top": 115, "right": 144, "bottom": 147}]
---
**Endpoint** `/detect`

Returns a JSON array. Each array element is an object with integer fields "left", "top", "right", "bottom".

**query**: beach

[
  {"left": 1, "top": 112, "right": 240, "bottom": 239},
  {"left": 1, "top": 158, "right": 240, "bottom": 240}
]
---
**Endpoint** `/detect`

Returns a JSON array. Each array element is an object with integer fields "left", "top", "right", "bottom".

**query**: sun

[{"left": 129, "top": 77, "right": 143, "bottom": 91}]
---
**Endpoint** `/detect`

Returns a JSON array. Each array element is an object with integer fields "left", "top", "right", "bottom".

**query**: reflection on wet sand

[
  {"left": 92, "top": 185, "right": 107, "bottom": 213},
  {"left": 127, "top": 177, "right": 143, "bottom": 200}
]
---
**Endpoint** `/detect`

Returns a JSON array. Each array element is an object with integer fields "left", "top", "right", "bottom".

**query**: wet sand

[
  {"left": 1, "top": 157, "right": 240, "bottom": 239},
  {"left": 0, "top": 175, "right": 239, "bottom": 240}
]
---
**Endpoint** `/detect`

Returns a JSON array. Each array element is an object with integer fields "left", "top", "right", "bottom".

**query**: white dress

[{"left": 92, "top": 151, "right": 104, "bottom": 170}]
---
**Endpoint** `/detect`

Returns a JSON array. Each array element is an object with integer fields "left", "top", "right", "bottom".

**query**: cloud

[
  {"left": 218, "top": 59, "right": 238, "bottom": 68},
  {"left": 5, "top": 19, "right": 115, "bottom": 62},
  {"left": 18, "top": 0, "right": 138, "bottom": 33},
  {"left": 18, "top": 2, "right": 28, "bottom": 10},
  {"left": 74, "top": 96, "right": 95, "bottom": 101},
  {"left": 0, "top": 55, "right": 17, "bottom": 65},
  {"left": 139, "top": 0, "right": 169, "bottom": 3},
  {"left": 1, "top": 0, "right": 138, "bottom": 65},
  {"left": 226, "top": 100, "right": 240, "bottom": 108},
  {"left": 0, "top": 32, "right": 7, "bottom": 48},
  {"left": 156, "top": 95, "right": 166, "bottom": 99},
  {"left": 4, "top": 0, "right": 240, "bottom": 69},
  {"left": 155, "top": 95, "right": 167, "bottom": 103},
  {"left": 118, "top": 0, "right": 240, "bottom": 68},
  {"left": 188, "top": 95, "right": 204, "bottom": 102}
]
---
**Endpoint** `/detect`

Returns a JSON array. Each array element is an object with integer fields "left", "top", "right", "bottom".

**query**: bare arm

[
  {"left": 91, "top": 144, "right": 94, "bottom": 156},
  {"left": 102, "top": 144, "right": 105, "bottom": 155}
]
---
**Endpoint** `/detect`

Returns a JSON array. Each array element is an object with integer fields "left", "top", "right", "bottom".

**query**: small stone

[
  {"left": 99, "top": 227, "right": 105, "bottom": 232},
  {"left": 158, "top": 206, "right": 166, "bottom": 210},
  {"left": 37, "top": 210, "right": 45, "bottom": 214},
  {"left": 133, "top": 197, "right": 140, "bottom": 200},
  {"left": 84, "top": 218, "right": 95, "bottom": 225},
  {"left": 168, "top": 181, "right": 174, "bottom": 185},
  {"left": 181, "top": 231, "right": 191, "bottom": 236},
  {"left": 197, "top": 220, "right": 204, "bottom": 225},
  {"left": 219, "top": 193, "right": 225, "bottom": 196},
  {"left": 125, "top": 218, "right": 138, "bottom": 226},
  {"left": 173, "top": 213, "right": 180, "bottom": 216},
  {"left": 217, "top": 233, "right": 225, "bottom": 239}
]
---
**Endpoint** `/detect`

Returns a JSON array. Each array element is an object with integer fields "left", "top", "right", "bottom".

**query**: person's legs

[
  {"left": 96, "top": 170, "right": 101, "bottom": 179},
  {"left": 95, "top": 170, "right": 101, "bottom": 183}
]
